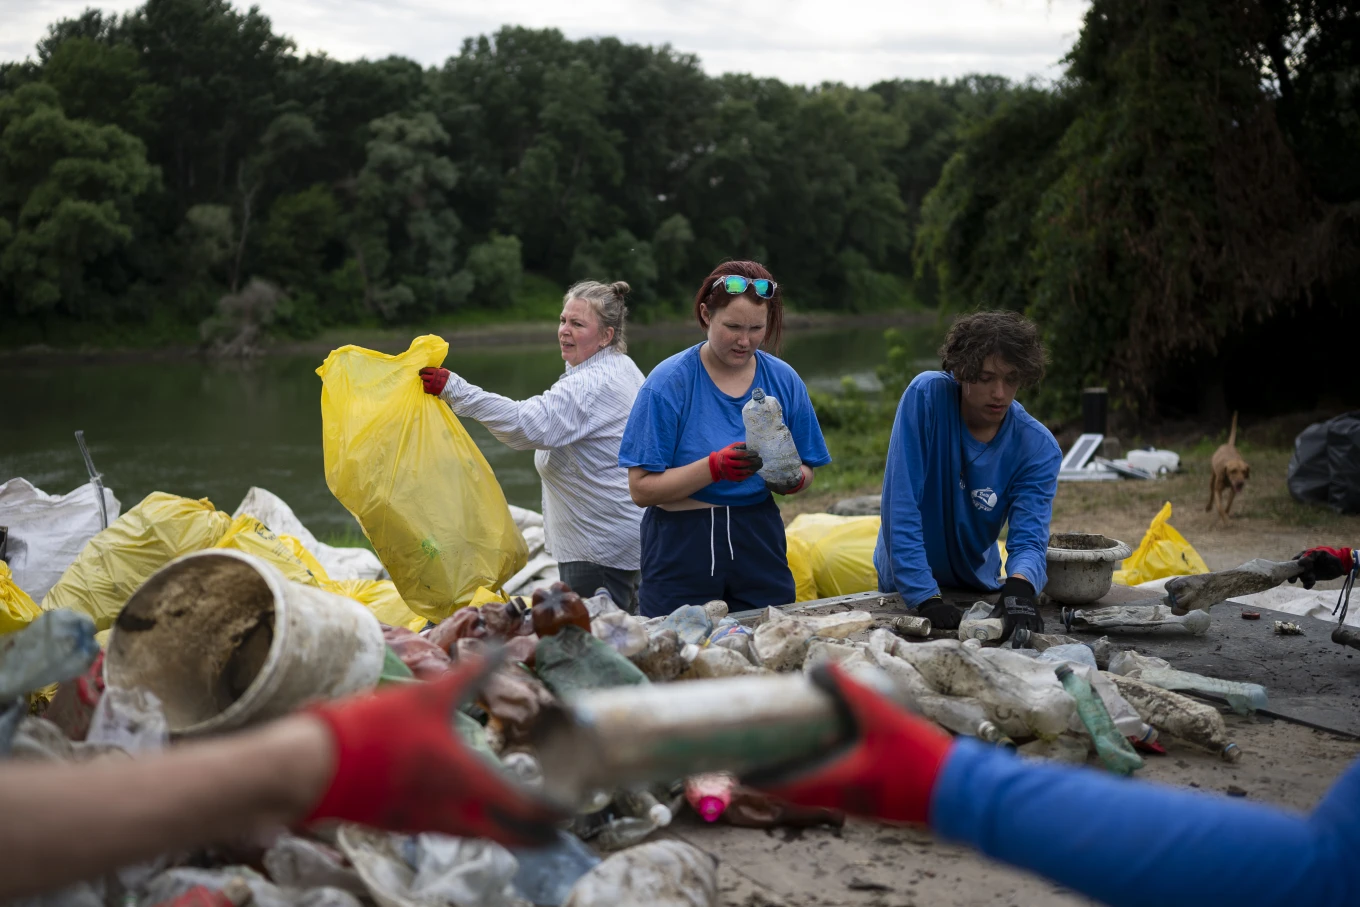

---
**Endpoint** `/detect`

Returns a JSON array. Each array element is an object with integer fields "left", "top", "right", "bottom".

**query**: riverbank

[{"left": 0, "top": 309, "right": 938, "bottom": 366}]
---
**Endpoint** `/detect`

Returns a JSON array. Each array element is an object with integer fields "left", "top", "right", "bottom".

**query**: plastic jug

[
  {"left": 1055, "top": 664, "right": 1143, "bottom": 776},
  {"left": 958, "top": 601, "right": 1003, "bottom": 643},
  {"left": 742, "top": 388, "right": 802, "bottom": 488}
]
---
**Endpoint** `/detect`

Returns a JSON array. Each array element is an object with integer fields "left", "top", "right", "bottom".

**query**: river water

[{"left": 3, "top": 321, "right": 938, "bottom": 539}]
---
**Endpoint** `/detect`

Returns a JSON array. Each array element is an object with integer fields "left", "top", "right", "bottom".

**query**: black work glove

[
  {"left": 1289, "top": 547, "right": 1354, "bottom": 590},
  {"left": 916, "top": 595, "right": 962, "bottom": 631},
  {"left": 989, "top": 577, "right": 1043, "bottom": 644}
]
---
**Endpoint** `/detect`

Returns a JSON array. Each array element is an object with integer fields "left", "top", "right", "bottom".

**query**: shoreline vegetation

[{"left": 0, "top": 308, "right": 937, "bottom": 363}]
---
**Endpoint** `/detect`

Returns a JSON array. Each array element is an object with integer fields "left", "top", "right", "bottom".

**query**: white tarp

[
  {"left": 1136, "top": 576, "right": 1359, "bottom": 628},
  {"left": 232, "top": 487, "right": 384, "bottom": 581},
  {"left": 0, "top": 478, "right": 121, "bottom": 602}
]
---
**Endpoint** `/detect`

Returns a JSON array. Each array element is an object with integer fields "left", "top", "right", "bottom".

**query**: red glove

[
  {"left": 709, "top": 442, "right": 763, "bottom": 483},
  {"left": 746, "top": 664, "right": 953, "bottom": 825},
  {"left": 419, "top": 367, "right": 451, "bottom": 396},
  {"left": 1291, "top": 546, "right": 1355, "bottom": 589},
  {"left": 304, "top": 655, "right": 564, "bottom": 846}
]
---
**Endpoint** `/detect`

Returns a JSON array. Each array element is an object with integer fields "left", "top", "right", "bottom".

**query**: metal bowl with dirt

[{"left": 1045, "top": 532, "right": 1133, "bottom": 605}]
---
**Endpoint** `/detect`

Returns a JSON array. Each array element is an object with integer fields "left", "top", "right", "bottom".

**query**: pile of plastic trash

[{"left": 1, "top": 477, "right": 1277, "bottom": 907}]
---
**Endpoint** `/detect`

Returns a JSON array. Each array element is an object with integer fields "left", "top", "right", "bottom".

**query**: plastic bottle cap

[
  {"left": 751, "top": 387, "right": 765, "bottom": 401},
  {"left": 697, "top": 796, "right": 725, "bottom": 822},
  {"left": 1054, "top": 664, "right": 1074, "bottom": 680},
  {"left": 649, "top": 804, "right": 673, "bottom": 827}
]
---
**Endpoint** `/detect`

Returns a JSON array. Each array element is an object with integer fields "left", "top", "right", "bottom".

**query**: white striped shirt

[{"left": 440, "top": 347, "right": 645, "bottom": 570}]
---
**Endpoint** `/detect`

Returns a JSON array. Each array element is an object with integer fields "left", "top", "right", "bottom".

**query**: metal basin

[{"left": 1045, "top": 533, "right": 1133, "bottom": 605}]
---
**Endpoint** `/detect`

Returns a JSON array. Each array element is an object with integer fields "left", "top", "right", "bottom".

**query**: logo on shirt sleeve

[{"left": 970, "top": 487, "right": 998, "bottom": 512}]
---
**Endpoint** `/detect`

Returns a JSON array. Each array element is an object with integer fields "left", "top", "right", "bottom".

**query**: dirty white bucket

[
  {"left": 104, "top": 549, "right": 386, "bottom": 736},
  {"left": 1045, "top": 533, "right": 1133, "bottom": 605}
]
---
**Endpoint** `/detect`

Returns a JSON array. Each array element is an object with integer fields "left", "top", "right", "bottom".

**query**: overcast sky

[{"left": 2, "top": 0, "right": 1089, "bottom": 87}]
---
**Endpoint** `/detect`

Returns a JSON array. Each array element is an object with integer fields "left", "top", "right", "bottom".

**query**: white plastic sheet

[
  {"left": 0, "top": 479, "right": 120, "bottom": 602},
  {"left": 232, "top": 487, "right": 384, "bottom": 581}
]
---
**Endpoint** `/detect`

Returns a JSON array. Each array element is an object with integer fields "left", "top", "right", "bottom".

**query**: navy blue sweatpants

[{"left": 638, "top": 496, "right": 796, "bottom": 618}]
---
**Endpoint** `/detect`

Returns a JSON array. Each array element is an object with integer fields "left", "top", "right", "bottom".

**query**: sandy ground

[
  {"left": 679, "top": 716, "right": 1358, "bottom": 906},
  {"left": 732, "top": 442, "right": 1360, "bottom": 906}
]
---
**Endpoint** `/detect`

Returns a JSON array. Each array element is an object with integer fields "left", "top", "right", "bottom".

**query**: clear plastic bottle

[
  {"left": 1055, "top": 664, "right": 1144, "bottom": 776},
  {"left": 1063, "top": 604, "right": 1211, "bottom": 637},
  {"left": 958, "top": 601, "right": 1003, "bottom": 642},
  {"left": 1136, "top": 666, "right": 1268, "bottom": 715},
  {"left": 742, "top": 388, "right": 802, "bottom": 487}
]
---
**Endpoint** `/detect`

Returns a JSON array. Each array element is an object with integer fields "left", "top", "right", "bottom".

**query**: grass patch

[{"left": 318, "top": 527, "right": 375, "bottom": 552}]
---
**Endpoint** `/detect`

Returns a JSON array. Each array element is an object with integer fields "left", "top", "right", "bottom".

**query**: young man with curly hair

[{"left": 874, "top": 311, "right": 1061, "bottom": 639}]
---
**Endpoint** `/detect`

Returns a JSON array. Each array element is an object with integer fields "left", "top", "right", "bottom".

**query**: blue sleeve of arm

[
  {"left": 1002, "top": 436, "right": 1061, "bottom": 591},
  {"left": 932, "top": 740, "right": 1360, "bottom": 907},
  {"left": 617, "top": 386, "right": 677, "bottom": 472},
  {"left": 879, "top": 386, "right": 939, "bottom": 607},
  {"left": 786, "top": 380, "right": 831, "bottom": 468}
]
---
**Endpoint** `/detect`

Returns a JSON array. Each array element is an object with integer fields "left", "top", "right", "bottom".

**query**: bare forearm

[
  {"left": 628, "top": 461, "right": 713, "bottom": 506},
  {"left": 0, "top": 716, "right": 333, "bottom": 899}
]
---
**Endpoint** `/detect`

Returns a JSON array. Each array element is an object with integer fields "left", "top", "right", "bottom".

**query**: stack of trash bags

[{"left": 3, "top": 539, "right": 1268, "bottom": 905}]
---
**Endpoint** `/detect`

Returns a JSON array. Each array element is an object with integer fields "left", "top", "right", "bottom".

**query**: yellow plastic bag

[
  {"left": 215, "top": 515, "right": 330, "bottom": 586},
  {"left": 317, "top": 335, "right": 528, "bottom": 622},
  {"left": 1113, "top": 502, "right": 1210, "bottom": 586},
  {"left": 788, "top": 513, "right": 882, "bottom": 598},
  {"left": 324, "top": 578, "right": 427, "bottom": 633},
  {"left": 785, "top": 533, "right": 818, "bottom": 602},
  {"left": 0, "top": 561, "right": 41, "bottom": 635},
  {"left": 42, "top": 493, "right": 232, "bottom": 631}
]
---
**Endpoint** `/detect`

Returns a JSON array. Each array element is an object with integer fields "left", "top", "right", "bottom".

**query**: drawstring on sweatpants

[{"left": 709, "top": 506, "right": 735, "bottom": 576}]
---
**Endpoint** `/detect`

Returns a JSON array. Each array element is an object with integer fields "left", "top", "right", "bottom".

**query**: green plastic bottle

[
  {"left": 1055, "top": 664, "right": 1144, "bottom": 776},
  {"left": 535, "top": 624, "right": 648, "bottom": 697}
]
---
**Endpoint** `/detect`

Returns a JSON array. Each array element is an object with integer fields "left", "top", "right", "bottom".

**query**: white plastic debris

[
  {"left": 233, "top": 487, "right": 383, "bottom": 581},
  {"left": 0, "top": 478, "right": 121, "bottom": 602}
]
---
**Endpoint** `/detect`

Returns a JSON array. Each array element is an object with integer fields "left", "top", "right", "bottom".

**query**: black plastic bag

[
  {"left": 1287, "top": 420, "right": 1332, "bottom": 504},
  {"left": 1326, "top": 412, "right": 1360, "bottom": 515}
]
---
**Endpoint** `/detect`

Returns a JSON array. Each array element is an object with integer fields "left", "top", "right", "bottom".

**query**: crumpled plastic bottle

[
  {"left": 742, "top": 388, "right": 802, "bottom": 489},
  {"left": 0, "top": 609, "right": 100, "bottom": 700},
  {"left": 86, "top": 686, "right": 168, "bottom": 754}
]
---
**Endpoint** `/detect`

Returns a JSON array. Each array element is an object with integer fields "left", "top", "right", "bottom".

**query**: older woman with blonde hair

[{"left": 419, "top": 280, "right": 646, "bottom": 611}]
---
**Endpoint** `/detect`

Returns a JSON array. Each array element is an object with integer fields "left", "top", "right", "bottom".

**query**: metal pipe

[{"left": 74, "top": 430, "right": 109, "bottom": 530}]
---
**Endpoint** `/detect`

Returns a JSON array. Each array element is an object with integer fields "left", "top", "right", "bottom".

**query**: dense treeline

[
  {"left": 916, "top": 0, "right": 1360, "bottom": 417},
  {"left": 0, "top": 0, "right": 1002, "bottom": 348},
  {"left": 2, "top": 0, "right": 1358, "bottom": 422}
]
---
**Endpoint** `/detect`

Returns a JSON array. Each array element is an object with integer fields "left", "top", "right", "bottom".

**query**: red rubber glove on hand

[
  {"left": 304, "top": 655, "right": 564, "bottom": 846},
  {"left": 419, "top": 367, "right": 451, "bottom": 396},
  {"left": 746, "top": 663, "right": 954, "bottom": 825},
  {"left": 709, "top": 442, "right": 763, "bottom": 483},
  {"left": 1291, "top": 546, "right": 1355, "bottom": 589}
]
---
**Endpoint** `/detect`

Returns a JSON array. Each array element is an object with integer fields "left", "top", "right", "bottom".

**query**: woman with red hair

[{"left": 618, "top": 261, "right": 830, "bottom": 617}]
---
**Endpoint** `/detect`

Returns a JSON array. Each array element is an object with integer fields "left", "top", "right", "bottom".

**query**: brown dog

[{"left": 1206, "top": 412, "right": 1251, "bottom": 522}]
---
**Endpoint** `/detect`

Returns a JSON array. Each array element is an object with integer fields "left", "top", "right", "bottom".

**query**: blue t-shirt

[
  {"left": 618, "top": 344, "right": 831, "bottom": 507},
  {"left": 874, "top": 370, "right": 1061, "bottom": 605}
]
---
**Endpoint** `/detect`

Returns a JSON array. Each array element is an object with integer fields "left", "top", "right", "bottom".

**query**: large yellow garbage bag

[
  {"left": 42, "top": 493, "right": 232, "bottom": 631},
  {"left": 0, "top": 561, "right": 41, "bottom": 635},
  {"left": 215, "top": 515, "right": 330, "bottom": 587},
  {"left": 788, "top": 513, "right": 882, "bottom": 598},
  {"left": 324, "top": 578, "right": 427, "bottom": 633},
  {"left": 1113, "top": 502, "right": 1209, "bottom": 586},
  {"left": 785, "top": 534, "right": 818, "bottom": 602},
  {"left": 317, "top": 335, "right": 528, "bottom": 622}
]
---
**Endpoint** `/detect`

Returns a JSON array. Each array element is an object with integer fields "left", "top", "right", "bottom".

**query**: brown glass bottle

[{"left": 531, "top": 581, "right": 591, "bottom": 637}]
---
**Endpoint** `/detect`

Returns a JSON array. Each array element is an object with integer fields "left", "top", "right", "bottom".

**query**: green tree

[
  {"left": 344, "top": 112, "right": 469, "bottom": 319},
  {"left": 465, "top": 233, "right": 524, "bottom": 311},
  {"left": 0, "top": 84, "right": 157, "bottom": 318}
]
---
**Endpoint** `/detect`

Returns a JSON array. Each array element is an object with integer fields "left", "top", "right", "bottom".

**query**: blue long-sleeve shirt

[
  {"left": 874, "top": 371, "right": 1061, "bottom": 606},
  {"left": 933, "top": 740, "right": 1360, "bottom": 906}
]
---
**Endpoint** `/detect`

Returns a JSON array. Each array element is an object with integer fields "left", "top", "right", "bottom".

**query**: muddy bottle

[
  {"left": 742, "top": 388, "right": 802, "bottom": 488},
  {"left": 531, "top": 582, "right": 591, "bottom": 637},
  {"left": 1105, "top": 673, "right": 1241, "bottom": 762},
  {"left": 891, "top": 615, "right": 932, "bottom": 638}
]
